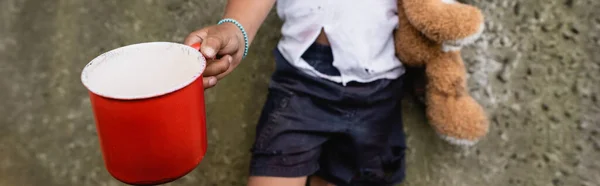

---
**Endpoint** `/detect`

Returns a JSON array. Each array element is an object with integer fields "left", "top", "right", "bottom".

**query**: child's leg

[
  {"left": 246, "top": 176, "right": 334, "bottom": 186},
  {"left": 246, "top": 175, "right": 334, "bottom": 186},
  {"left": 309, "top": 176, "right": 336, "bottom": 186},
  {"left": 247, "top": 176, "right": 307, "bottom": 186}
]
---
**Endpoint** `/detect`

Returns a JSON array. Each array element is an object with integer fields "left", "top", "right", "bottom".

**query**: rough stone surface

[{"left": 0, "top": 0, "right": 598, "bottom": 186}]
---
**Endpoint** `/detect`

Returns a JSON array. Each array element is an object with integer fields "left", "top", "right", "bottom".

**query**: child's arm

[
  {"left": 222, "top": 0, "right": 275, "bottom": 44},
  {"left": 184, "top": 0, "right": 276, "bottom": 89}
]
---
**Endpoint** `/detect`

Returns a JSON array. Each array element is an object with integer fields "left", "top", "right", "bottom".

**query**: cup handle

[{"left": 191, "top": 43, "right": 202, "bottom": 51}]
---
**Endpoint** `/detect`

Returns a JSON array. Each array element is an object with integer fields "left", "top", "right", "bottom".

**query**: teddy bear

[{"left": 394, "top": 0, "right": 489, "bottom": 146}]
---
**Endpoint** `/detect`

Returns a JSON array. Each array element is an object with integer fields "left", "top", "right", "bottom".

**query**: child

[{"left": 184, "top": 0, "right": 407, "bottom": 185}]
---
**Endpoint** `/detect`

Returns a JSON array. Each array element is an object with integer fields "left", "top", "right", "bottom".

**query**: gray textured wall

[{"left": 0, "top": 0, "right": 598, "bottom": 186}]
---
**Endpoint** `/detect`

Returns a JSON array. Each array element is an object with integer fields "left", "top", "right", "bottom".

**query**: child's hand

[{"left": 184, "top": 23, "right": 245, "bottom": 89}]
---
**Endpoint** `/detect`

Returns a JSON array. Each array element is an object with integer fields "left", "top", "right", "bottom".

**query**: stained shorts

[{"left": 249, "top": 43, "right": 407, "bottom": 186}]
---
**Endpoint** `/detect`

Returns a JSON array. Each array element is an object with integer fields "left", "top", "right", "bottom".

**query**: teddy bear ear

[{"left": 401, "top": 0, "right": 485, "bottom": 50}]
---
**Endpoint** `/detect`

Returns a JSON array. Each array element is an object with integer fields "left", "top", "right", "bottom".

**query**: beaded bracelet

[{"left": 218, "top": 18, "right": 249, "bottom": 59}]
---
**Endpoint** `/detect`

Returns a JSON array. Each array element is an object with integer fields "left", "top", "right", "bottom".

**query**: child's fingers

[
  {"left": 201, "top": 33, "right": 229, "bottom": 59},
  {"left": 203, "top": 76, "right": 217, "bottom": 89},
  {"left": 184, "top": 28, "right": 208, "bottom": 46},
  {"left": 203, "top": 55, "right": 231, "bottom": 77},
  {"left": 201, "top": 55, "right": 233, "bottom": 89},
  {"left": 184, "top": 25, "right": 242, "bottom": 61},
  {"left": 215, "top": 55, "right": 236, "bottom": 80}
]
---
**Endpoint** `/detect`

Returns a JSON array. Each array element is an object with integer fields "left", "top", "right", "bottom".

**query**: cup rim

[{"left": 80, "top": 42, "right": 206, "bottom": 100}]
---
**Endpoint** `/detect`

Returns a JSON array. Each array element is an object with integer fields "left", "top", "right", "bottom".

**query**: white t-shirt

[{"left": 276, "top": 0, "right": 405, "bottom": 85}]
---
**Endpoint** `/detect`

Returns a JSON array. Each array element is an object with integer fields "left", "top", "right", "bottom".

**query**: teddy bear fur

[{"left": 394, "top": 0, "right": 489, "bottom": 146}]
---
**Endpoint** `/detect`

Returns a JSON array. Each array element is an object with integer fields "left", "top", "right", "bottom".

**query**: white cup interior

[{"left": 81, "top": 42, "right": 206, "bottom": 100}]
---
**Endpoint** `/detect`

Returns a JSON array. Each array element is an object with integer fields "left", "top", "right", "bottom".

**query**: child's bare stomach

[{"left": 315, "top": 28, "right": 330, "bottom": 46}]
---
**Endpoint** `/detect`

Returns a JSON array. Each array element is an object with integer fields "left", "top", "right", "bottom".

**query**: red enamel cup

[{"left": 81, "top": 42, "right": 207, "bottom": 185}]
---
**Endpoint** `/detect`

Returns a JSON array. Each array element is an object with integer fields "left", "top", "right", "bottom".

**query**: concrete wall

[{"left": 0, "top": 0, "right": 598, "bottom": 185}]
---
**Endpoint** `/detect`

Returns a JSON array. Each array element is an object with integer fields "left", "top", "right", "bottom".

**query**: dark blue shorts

[{"left": 249, "top": 43, "right": 407, "bottom": 186}]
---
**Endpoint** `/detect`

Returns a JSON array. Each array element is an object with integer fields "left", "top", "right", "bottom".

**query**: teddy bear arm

[{"left": 424, "top": 52, "right": 468, "bottom": 96}]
